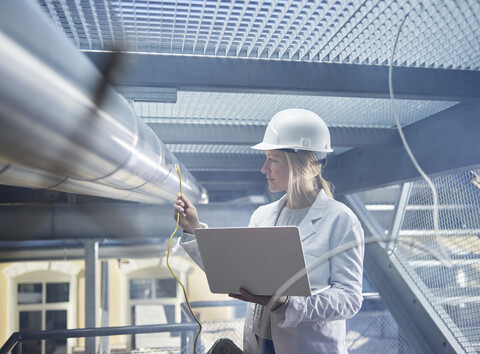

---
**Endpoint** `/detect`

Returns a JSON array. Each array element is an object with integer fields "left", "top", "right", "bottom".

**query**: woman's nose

[{"left": 261, "top": 161, "right": 269, "bottom": 174}]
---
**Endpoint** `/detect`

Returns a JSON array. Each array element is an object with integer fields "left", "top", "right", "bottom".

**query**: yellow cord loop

[{"left": 166, "top": 164, "right": 202, "bottom": 353}]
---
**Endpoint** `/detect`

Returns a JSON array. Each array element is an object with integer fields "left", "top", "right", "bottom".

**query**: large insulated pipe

[
  {"left": 0, "top": 161, "right": 172, "bottom": 204},
  {"left": 0, "top": 0, "right": 207, "bottom": 204}
]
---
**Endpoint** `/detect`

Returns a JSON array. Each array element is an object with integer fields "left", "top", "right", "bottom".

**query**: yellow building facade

[{"left": 0, "top": 256, "right": 231, "bottom": 353}]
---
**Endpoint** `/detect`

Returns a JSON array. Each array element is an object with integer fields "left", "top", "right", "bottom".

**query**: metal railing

[
  {"left": 1, "top": 294, "right": 411, "bottom": 354},
  {"left": 0, "top": 323, "right": 199, "bottom": 354},
  {"left": 0, "top": 300, "right": 243, "bottom": 354}
]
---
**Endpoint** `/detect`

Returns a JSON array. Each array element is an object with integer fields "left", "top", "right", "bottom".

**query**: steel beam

[
  {"left": 0, "top": 203, "right": 258, "bottom": 241},
  {"left": 0, "top": 242, "right": 179, "bottom": 262},
  {"left": 326, "top": 102, "right": 480, "bottom": 195},
  {"left": 175, "top": 153, "right": 265, "bottom": 170},
  {"left": 85, "top": 53, "right": 480, "bottom": 101},
  {"left": 192, "top": 171, "right": 265, "bottom": 183},
  {"left": 115, "top": 86, "right": 177, "bottom": 103},
  {"left": 150, "top": 123, "right": 401, "bottom": 148}
]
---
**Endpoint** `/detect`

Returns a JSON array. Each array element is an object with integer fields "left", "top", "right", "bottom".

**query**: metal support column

[
  {"left": 99, "top": 261, "right": 109, "bottom": 353},
  {"left": 85, "top": 241, "right": 98, "bottom": 353}
]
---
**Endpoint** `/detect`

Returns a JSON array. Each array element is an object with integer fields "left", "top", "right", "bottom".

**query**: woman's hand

[
  {"left": 229, "top": 288, "right": 287, "bottom": 310},
  {"left": 173, "top": 193, "right": 201, "bottom": 234}
]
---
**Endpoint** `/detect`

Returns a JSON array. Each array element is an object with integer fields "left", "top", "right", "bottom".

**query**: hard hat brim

[{"left": 251, "top": 142, "right": 333, "bottom": 153}]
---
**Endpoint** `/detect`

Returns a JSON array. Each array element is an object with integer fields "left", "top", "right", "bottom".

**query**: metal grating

[
  {"left": 383, "top": 169, "right": 480, "bottom": 353},
  {"left": 137, "top": 92, "right": 458, "bottom": 128},
  {"left": 35, "top": 0, "right": 480, "bottom": 71},
  {"left": 166, "top": 144, "right": 262, "bottom": 154}
]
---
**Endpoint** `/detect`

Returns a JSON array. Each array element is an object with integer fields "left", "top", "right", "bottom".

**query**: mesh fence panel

[
  {"left": 392, "top": 169, "right": 480, "bottom": 353},
  {"left": 356, "top": 169, "right": 480, "bottom": 354}
]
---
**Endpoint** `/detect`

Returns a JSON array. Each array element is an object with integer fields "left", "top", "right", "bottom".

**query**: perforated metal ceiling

[
  {"left": 18, "top": 0, "right": 480, "bottom": 202},
  {"left": 36, "top": 0, "right": 480, "bottom": 70},
  {"left": 136, "top": 92, "right": 458, "bottom": 127}
]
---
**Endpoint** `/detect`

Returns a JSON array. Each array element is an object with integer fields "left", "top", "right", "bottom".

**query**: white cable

[{"left": 388, "top": 4, "right": 452, "bottom": 267}]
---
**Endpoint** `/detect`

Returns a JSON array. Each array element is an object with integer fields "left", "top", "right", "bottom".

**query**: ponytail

[
  {"left": 284, "top": 150, "right": 335, "bottom": 208},
  {"left": 317, "top": 176, "right": 334, "bottom": 199}
]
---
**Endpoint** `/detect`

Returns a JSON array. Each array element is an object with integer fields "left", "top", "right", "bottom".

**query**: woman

[{"left": 174, "top": 109, "right": 364, "bottom": 354}]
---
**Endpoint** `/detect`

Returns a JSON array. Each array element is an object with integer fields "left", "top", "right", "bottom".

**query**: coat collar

[
  {"left": 297, "top": 189, "right": 329, "bottom": 240},
  {"left": 258, "top": 190, "right": 329, "bottom": 240},
  {"left": 254, "top": 194, "right": 288, "bottom": 227}
]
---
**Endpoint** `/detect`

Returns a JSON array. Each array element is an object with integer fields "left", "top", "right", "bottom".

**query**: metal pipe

[
  {"left": 0, "top": 0, "right": 206, "bottom": 204},
  {"left": 0, "top": 161, "right": 187, "bottom": 204}
]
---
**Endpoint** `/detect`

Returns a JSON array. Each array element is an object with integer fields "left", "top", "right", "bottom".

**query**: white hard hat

[{"left": 252, "top": 109, "right": 333, "bottom": 154}]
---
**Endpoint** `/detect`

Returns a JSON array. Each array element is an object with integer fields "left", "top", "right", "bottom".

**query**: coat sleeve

[
  {"left": 179, "top": 222, "right": 208, "bottom": 270},
  {"left": 277, "top": 220, "right": 364, "bottom": 327}
]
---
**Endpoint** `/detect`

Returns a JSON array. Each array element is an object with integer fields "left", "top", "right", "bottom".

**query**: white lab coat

[{"left": 180, "top": 190, "right": 364, "bottom": 354}]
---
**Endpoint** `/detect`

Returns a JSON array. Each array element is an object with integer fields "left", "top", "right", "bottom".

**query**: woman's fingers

[
  {"left": 178, "top": 193, "right": 195, "bottom": 210},
  {"left": 173, "top": 193, "right": 200, "bottom": 233},
  {"left": 173, "top": 197, "right": 187, "bottom": 222},
  {"left": 174, "top": 202, "right": 185, "bottom": 212},
  {"left": 173, "top": 205, "right": 186, "bottom": 217}
]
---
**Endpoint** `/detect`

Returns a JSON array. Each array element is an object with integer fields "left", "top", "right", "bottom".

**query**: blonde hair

[{"left": 284, "top": 150, "right": 333, "bottom": 209}]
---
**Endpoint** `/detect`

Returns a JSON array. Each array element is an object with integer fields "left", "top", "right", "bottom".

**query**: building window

[
  {"left": 129, "top": 275, "right": 182, "bottom": 349},
  {"left": 18, "top": 283, "right": 43, "bottom": 304},
  {"left": 15, "top": 281, "right": 70, "bottom": 354},
  {"left": 130, "top": 278, "right": 178, "bottom": 300},
  {"left": 3, "top": 263, "right": 80, "bottom": 354}
]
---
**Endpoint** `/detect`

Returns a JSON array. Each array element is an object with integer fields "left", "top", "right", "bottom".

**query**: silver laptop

[{"left": 195, "top": 226, "right": 329, "bottom": 297}]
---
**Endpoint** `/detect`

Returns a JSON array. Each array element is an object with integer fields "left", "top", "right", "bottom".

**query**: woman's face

[{"left": 261, "top": 150, "right": 289, "bottom": 192}]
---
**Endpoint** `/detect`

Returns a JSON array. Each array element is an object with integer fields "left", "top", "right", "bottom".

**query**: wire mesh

[
  {"left": 136, "top": 92, "right": 457, "bottom": 128},
  {"left": 195, "top": 319, "right": 244, "bottom": 353},
  {"left": 358, "top": 169, "right": 480, "bottom": 353},
  {"left": 36, "top": 0, "right": 480, "bottom": 71},
  {"left": 393, "top": 169, "right": 480, "bottom": 353},
  {"left": 346, "top": 298, "right": 414, "bottom": 354}
]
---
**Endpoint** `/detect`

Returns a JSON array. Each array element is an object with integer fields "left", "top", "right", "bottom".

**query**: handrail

[
  {"left": 0, "top": 323, "right": 198, "bottom": 354},
  {"left": 2, "top": 295, "right": 381, "bottom": 354},
  {"left": 183, "top": 300, "right": 248, "bottom": 310}
]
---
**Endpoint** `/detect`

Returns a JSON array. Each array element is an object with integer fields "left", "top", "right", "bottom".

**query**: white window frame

[
  {"left": 119, "top": 258, "right": 193, "bottom": 350},
  {"left": 4, "top": 262, "right": 80, "bottom": 354}
]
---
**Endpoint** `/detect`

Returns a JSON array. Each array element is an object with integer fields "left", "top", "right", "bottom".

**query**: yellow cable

[{"left": 166, "top": 164, "right": 202, "bottom": 353}]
